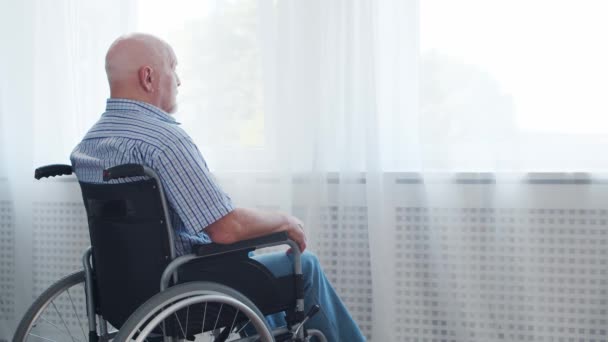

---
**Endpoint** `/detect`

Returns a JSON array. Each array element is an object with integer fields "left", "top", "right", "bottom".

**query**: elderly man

[{"left": 70, "top": 33, "right": 365, "bottom": 342}]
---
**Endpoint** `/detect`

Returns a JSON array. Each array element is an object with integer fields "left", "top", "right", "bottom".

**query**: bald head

[{"left": 105, "top": 33, "right": 181, "bottom": 113}]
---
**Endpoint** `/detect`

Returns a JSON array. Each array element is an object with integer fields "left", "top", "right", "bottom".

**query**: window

[
  {"left": 420, "top": 0, "right": 608, "bottom": 171},
  {"left": 137, "top": 0, "right": 270, "bottom": 170}
]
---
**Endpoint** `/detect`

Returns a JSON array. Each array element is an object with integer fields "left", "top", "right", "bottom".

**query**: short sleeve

[{"left": 152, "top": 138, "right": 234, "bottom": 233}]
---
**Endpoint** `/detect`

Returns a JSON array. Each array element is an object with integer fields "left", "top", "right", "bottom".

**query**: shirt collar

[{"left": 105, "top": 98, "right": 180, "bottom": 125}]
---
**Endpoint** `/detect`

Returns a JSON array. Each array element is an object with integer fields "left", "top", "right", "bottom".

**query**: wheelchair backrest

[{"left": 79, "top": 178, "right": 172, "bottom": 328}]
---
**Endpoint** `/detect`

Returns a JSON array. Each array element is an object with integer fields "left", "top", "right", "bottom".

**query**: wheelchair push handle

[
  {"left": 103, "top": 164, "right": 146, "bottom": 181},
  {"left": 34, "top": 164, "right": 73, "bottom": 180}
]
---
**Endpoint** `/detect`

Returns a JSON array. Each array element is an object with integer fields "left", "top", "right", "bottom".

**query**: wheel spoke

[
  {"left": 202, "top": 302, "right": 207, "bottom": 333},
  {"left": 228, "top": 309, "right": 240, "bottom": 336},
  {"left": 66, "top": 288, "right": 87, "bottom": 340},
  {"left": 212, "top": 304, "right": 223, "bottom": 332},
  {"left": 27, "top": 332, "right": 60, "bottom": 342},
  {"left": 51, "top": 301, "right": 79, "bottom": 342},
  {"left": 174, "top": 311, "right": 187, "bottom": 338},
  {"left": 185, "top": 305, "right": 190, "bottom": 336},
  {"left": 38, "top": 316, "right": 78, "bottom": 340},
  {"left": 235, "top": 319, "right": 251, "bottom": 335},
  {"left": 159, "top": 319, "right": 166, "bottom": 336}
]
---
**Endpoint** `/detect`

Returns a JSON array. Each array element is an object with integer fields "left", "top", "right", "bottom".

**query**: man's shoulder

[{"left": 82, "top": 111, "right": 192, "bottom": 149}]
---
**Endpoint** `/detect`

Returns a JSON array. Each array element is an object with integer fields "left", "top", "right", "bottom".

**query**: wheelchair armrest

[{"left": 193, "top": 231, "right": 291, "bottom": 257}]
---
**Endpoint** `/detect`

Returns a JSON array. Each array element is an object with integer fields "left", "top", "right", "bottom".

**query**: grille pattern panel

[
  {"left": 18, "top": 175, "right": 608, "bottom": 342},
  {"left": 395, "top": 207, "right": 608, "bottom": 342},
  {"left": 32, "top": 201, "right": 89, "bottom": 331},
  {"left": 315, "top": 206, "right": 373, "bottom": 340},
  {"left": 0, "top": 200, "right": 15, "bottom": 320}
]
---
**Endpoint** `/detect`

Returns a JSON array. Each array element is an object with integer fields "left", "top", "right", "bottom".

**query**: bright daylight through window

[
  {"left": 420, "top": 0, "right": 608, "bottom": 171},
  {"left": 137, "top": 0, "right": 266, "bottom": 151}
]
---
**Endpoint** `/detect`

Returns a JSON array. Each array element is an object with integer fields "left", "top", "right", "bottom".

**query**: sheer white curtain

[
  {"left": 138, "top": 1, "right": 405, "bottom": 339},
  {"left": 1, "top": 0, "right": 136, "bottom": 338},
  {"left": 3, "top": 0, "right": 608, "bottom": 341}
]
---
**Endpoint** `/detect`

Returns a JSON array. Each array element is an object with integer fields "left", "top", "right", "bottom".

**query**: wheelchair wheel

[
  {"left": 12, "top": 270, "right": 90, "bottom": 342},
  {"left": 113, "top": 281, "right": 274, "bottom": 342}
]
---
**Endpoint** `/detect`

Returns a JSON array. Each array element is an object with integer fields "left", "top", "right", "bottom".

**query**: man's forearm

[
  {"left": 232, "top": 207, "right": 291, "bottom": 239},
  {"left": 205, "top": 207, "right": 289, "bottom": 244}
]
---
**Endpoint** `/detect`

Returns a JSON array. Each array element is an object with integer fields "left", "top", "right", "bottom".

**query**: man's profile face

[{"left": 158, "top": 46, "right": 181, "bottom": 114}]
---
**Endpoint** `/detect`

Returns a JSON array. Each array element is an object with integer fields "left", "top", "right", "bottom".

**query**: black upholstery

[
  {"left": 191, "top": 231, "right": 297, "bottom": 314},
  {"left": 179, "top": 252, "right": 296, "bottom": 315},
  {"left": 79, "top": 178, "right": 172, "bottom": 328}
]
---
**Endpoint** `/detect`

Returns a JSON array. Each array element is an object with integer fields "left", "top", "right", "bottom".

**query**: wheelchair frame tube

[
  {"left": 285, "top": 241, "right": 305, "bottom": 315},
  {"left": 82, "top": 247, "right": 98, "bottom": 339},
  {"left": 143, "top": 166, "right": 177, "bottom": 261},
  {"left": 307, "top": 329, "right": 328, "bottom": 342},
  {"left": 160, "top": 254, "right": 198, "bottom": 291}
]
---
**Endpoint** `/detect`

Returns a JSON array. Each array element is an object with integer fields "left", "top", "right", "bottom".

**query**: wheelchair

[{"left": 13, "top": 163, "right": 327, "bottom": 342}]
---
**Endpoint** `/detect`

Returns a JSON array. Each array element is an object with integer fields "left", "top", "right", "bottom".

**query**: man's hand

[{"left": 284, "top": 215, "right": 307, "bottom": 253}]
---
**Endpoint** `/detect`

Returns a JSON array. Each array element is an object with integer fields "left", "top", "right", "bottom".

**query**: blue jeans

[{"left": 252, "top": 251, "right": 366, "bottom": 342}]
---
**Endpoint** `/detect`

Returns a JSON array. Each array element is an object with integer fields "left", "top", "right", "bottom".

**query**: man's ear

[{"left": 138, "top": 66, "right": 154, "bottom": 93}]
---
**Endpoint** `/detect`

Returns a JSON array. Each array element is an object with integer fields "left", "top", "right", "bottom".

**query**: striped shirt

[{"left": 70, "top": 98, "right": 234, "bottom": 255}]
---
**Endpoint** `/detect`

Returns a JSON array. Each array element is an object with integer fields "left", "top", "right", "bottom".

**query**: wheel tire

[
  {"left": 113, "top": 281, "right": 274, "bottom": 342},
  {"left": 12, "top": 270, "right": 89, "bottom": 342}
]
